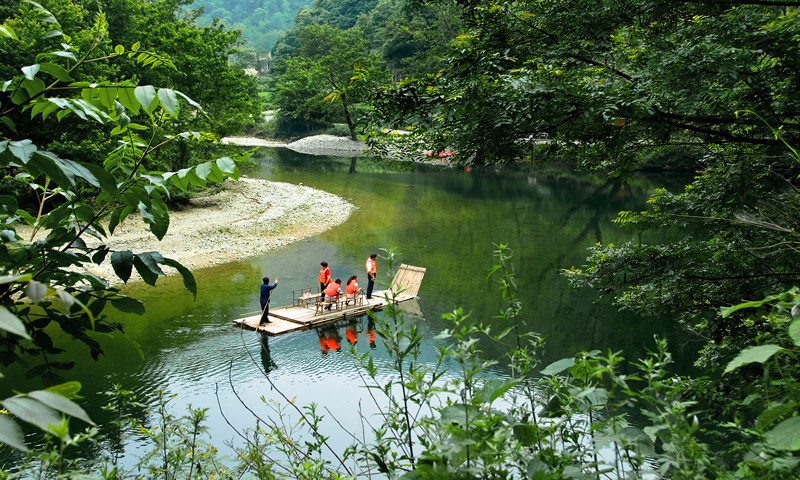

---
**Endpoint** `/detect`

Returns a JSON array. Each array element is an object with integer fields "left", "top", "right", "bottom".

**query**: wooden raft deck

[{"left": 233, "top": 264, "right": 426, "bottom": 336}]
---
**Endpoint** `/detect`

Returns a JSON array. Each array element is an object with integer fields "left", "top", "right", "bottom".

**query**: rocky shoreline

[{"left": 16, "top": 176, "right": 355, "bottom": 283}]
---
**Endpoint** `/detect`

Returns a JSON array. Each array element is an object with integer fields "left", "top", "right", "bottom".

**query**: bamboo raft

[{"left": 233, "top": 264, "right": 426, "bottom": 336}]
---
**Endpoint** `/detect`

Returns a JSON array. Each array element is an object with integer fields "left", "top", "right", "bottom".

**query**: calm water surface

[{"left": 5, "top": 149, "right": 699, "bottom": 464}]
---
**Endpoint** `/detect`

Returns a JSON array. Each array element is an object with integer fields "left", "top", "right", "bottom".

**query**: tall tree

[{"left": 270, "top": 24, "right": 389, "bottom": 138}]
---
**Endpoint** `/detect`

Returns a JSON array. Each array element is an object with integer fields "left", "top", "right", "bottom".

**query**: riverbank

[{"left": 19, "top": 177, "right": 354, "bottom": 283}]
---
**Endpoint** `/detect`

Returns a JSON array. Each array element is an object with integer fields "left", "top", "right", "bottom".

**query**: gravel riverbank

[
  {"left": 18, "top": 177, "right": 354, "bottom": 283},
  {"left": 58, "top": 134, "right": 365, "bottom": 283}
]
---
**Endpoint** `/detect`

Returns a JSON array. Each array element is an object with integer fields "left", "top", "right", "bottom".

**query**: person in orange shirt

[
  {"left": 344, "top": 275, "right": 361, "bottom": 305},
  {"left": 323, "top": 279, "right": 343, "bottom": 309},
  {"left": 365, "top": 253, "right": 377, "bottom": 299},
  {"left": 318, "top": 261, "right": 332, "bottom": 295}
]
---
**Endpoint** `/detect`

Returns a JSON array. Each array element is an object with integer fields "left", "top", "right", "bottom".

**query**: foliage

[
  {"left": 269, "top": 23, "right": 390, "bottom": 140},
  {"left": 3, "top": 248, "right": 799, "bottom": 478},
  {"left": 189, "top": 0, "right": 312, "bottom": 55},
  {"left": 365, "top": 0, "right": 800, "bottom": 385},
  {"left": 0, "top": 1, "right": 243, "bottom": 396}
]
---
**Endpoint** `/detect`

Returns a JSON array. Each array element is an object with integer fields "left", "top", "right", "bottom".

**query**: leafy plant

[{"left": 0, "top": 1, "right": 248, "bottom": 453}]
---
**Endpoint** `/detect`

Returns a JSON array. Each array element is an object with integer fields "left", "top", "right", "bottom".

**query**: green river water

[{"left": 3, "top": 147, "right": 700, "bottom": 467}]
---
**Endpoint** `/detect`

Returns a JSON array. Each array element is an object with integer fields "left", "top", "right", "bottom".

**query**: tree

[
  {"left": 0, "top": 1, "right": 242, "bottom": 388},
  {"left": 372, "top": 1, "right": 800, "bottom": 369},
  {"left": 270, "top": 24, "right": 389, "bottom": 139}
]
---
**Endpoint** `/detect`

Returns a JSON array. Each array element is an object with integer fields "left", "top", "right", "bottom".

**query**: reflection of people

[
  {"left": 366, "top": 317, "right": 376, "bottom": 348},
  {"left": 259, "top": 276, "right": 278, "bottom": 325},
  {"left": 318, "top": 326, "right": 342, "bottom": 355},
  {"left": 259, "top": 332, "right": 277, "bottom": 373},
  {"left": 318, "top": 261, "right": 332, "bottom": 295},
  {"left": 345, "top": 321, "right": 358, "bottom": 346},
  {"left": 365, "top": 254, "right": 377, "bottom": 299}
]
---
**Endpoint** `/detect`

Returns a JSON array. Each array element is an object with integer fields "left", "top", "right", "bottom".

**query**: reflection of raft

[{"left": 233, "top": 264, "right": 426, "bottom": 336}]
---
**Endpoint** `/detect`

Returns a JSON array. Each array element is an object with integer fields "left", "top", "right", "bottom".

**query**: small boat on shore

[{"left": 233, "top": 264, "right": 426, "bottom": 336}]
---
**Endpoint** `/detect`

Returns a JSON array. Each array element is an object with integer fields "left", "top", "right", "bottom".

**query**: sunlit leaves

[
  {"left": 134, "top": 85, "right": 158, "bottom": 113},
  {"left": 0, "top": 382, "right": 94, "bottom": 451},
  {"left": 766, "top": 417, "right": 800, "bottom": 451},
  {"left": 0, "top": 306, "right": 30, "bottom": 340}
]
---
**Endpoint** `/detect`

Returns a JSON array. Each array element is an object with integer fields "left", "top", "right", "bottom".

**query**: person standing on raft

[
  {"left": 260, "top": 276, "right": 278, "bottom": 325},
  {"left": 365, "top": 254, "right": 377, "bottom": 299}
]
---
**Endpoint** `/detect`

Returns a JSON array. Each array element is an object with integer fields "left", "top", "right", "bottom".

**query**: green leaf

[
  {"left": 513, "top": 423, "right": 539, "bottom": 447},
  {"left": 25, "top": 281, "right": 47, "bottom": 303},
  {"left": 117, "top": 87, "right": 140, "bottom": 115},
  {"left": 81, "top": 162, "right": 118, "bottom": 195},
  {"left": 0, "top": 195, "right": 18, "bottom": 214},
  {"left": 0, "top": 25, "right": 17, "bottom": 40},
  {"left": 8, "top": 140, "right": 37, "bottom": 163},
  {"left": 440, "top": 404, "right": 469, "bottom": 425},
  {"left": 541, "top": 357, "right": 575, "bottom": 375},
  {"left": 0, "top": 115, "right": 16, "bottom": 133},
  {"left": 27, "top": 390, "right": 94, "bottom": 426},
  {"left": 37, "top": 62, "right": 72, "bottom": 82},
  {"left": 111, "top": 250, "right": 134, "bottom": 283},
  {"left": 765, "top": 416, "right": 800, "bottom": 451},
  {"left": 21, "top": 64, "right": 40, "bottom": 81},
  {"left": 133, "top": 251, "right": 165, "bottom": 286},
  {"left": 51, "top": 50, "right": 77, "bottom": 61},
  {"left": 789, "top": 319, "right": 800, "bottom": 346},
  {"left": 478, "top": 378, "right": 519, "bottom": 403},
  {"left": 756, "top": 402, "right": 798, "bottom": 430},
  {"left": 216, "top": 157, "right": 238, "bottom": 179},
  {"left": 175, "top": 90, "right": 204, "bottom": 111},
  {"left": 163, "top": 258, "right": 197, "bottom": 299},
  {"left": 110, "top": 296, "right": 145, "bottom": 314},
  {"left": 114, "top": 44, "right": 124, "bottom": 54},
  {"left": 0, "top": 415, "right": 28, "bottom": 452},
  {"left": 724, "top": 345, "right": 784, "bottom": 374},
  {"left": 2, "top": 397, "right": 62, "bottom": 435},
  {"left": 134, "top": 85, "right": 157, "bottom": 112},
  {"left": 195, "top": 161, "right": 212, "bottom": 180},
  {"left": 0, "top": 307, "right": 31, "bottom": 340},
  {"left": 139, "top": 196, "right": 169, "bottom": 240},
  {"left": 21, "top": 78, "right": 45, "bottom": 98},
  {"left": 720, "top": 294, "right": 780, "bottom": 318},
  {"left": 94, "top": 85, "right": 118, "bottom": 110},
  {"left": 44, "top": 381, "right": 83, "bottom": 400},
  {"left": 157, "top": 88, "right": 178, "bottom": 115}
]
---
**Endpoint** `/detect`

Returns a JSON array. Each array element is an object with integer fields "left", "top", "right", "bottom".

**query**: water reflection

[
  {"left": 259, "top": 333, "right": 277, "bottom": 373},
  {"left": 317, "top": 324, "right": 343, "bottom": 355}
]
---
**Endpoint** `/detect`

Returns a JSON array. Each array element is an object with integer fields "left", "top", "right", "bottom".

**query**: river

[{"left": 3, "top": 147, "right": 699, "bottom": 469}]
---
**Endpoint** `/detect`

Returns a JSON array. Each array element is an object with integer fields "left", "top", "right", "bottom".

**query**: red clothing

[
  {"left": 346, "top": 327, "right": 357, "bottom": 345},
  {"left": 346, "top": 280, "right": 359, "bottom": 295},
  {"left": 324, "top": 282, "right": 341, "bottom": 297},
  {"left": 318, "top": 267, "right": 331, "bottom": 285},
  {"left": 325, "top": 336, "right": 341, "bottom": 351}
]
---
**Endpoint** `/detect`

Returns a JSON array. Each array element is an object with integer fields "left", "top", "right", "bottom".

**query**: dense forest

[
  {"left": 189, "top": 0, "right": 311, "bottom": 57},
  {"left": 2, "top": 0, "right": 800, "bottom": 478}
]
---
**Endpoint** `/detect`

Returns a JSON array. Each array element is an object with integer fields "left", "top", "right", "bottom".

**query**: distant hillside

[{"left": 188, "top": 0, "right": 312, "bottom": 53}]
